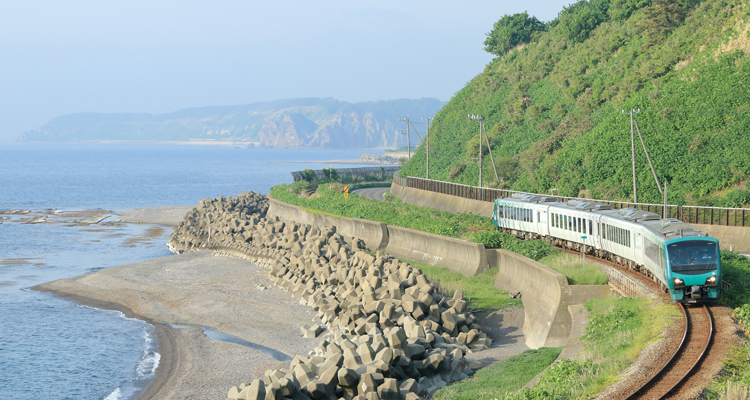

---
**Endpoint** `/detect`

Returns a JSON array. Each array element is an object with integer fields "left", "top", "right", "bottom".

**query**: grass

[
  {"left": 539, "top": 251, "right": 609, "bottom": 285},
  {"left": 272, "top": 183, "right": 555, "bottom": 261},
  {"left": 433, "top": 347, "right": 562, "bottom": 400},
  {"left": 501, "top": 297, "right": 680, "bottom": 399},
  {"left": 407, "top": 261, "right": 522, "bottom": 312}
]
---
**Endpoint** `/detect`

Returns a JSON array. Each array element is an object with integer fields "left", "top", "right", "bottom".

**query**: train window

[
  {"left": 537, "top": 212, "right": 540, "bottom": 222},
  {"left": 589, "top": 220, "right": 593, "bottom": 235},
  {"left": 627, "top": 231, "right": 631, "bottom": 247},
  {"left": 602, "top": 224, "right": 606, "bottom": 240},
  {"left": 578, "top": 218, "right": 582, "bottom": 233}
]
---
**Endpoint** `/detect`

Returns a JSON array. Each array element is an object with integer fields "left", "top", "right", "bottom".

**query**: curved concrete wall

[
  {"left": 389, "top": 182, "right": 493, "bottom": 217},
  {"left": 267, "top": 199, "right": 389, "bottom": 251},
  {"left": 385, "top": 225, "right": 489, "bottom": 277},
  {"left": 491, "top": 249, "right": 612, "bottom": 349}
]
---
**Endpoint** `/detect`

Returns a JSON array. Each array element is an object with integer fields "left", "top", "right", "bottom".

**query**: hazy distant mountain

[{"left": 18, "top": 98, "right": 444, "bottom": 149}]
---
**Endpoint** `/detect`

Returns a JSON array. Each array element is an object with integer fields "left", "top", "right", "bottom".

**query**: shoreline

[
  {"left": 35, "top": 287, "right": 174, "bottom": 400},
  {"left": 33, "top": 251, "right": 323, "bottom": 399}
]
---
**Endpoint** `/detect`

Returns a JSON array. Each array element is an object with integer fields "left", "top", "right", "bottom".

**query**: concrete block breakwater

[{"left": 167, "top": 191, "right": 490, "bottom": 400}]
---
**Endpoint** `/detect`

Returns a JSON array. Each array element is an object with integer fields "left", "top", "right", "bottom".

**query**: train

[{"left": 492, "top": 193, "right": 721, "bottom": 303}]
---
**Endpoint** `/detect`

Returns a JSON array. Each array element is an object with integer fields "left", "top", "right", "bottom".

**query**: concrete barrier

[
  {"left": 385, "top": 225, "right": 488, "bottom": 277},
  {"left": 491, "top": 249, "right": 612, "bottom": 349},
  {"left": 389, "top": 181, "right": 493, "bottom": 217},
  {"left": 266, "top": 199, "right": 389, "bottom": 251},
  {"left": 694, "top": 224, "right": 750, "bottom": 254}
]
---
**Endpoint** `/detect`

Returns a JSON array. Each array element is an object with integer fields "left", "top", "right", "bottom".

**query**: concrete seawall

[
  {"left": 491, "top": 249, "right": 612, "bottom": 349},
  {"left": 385, "top": 225, "right": 489, "bottom": 277},
  {"left": 266, "top": 199, "right": 389, "bottom": 251},
  {"left": 389, "top": 182, "right": 493, "bottom": 217},
  {"left": 267, "top": 198, "right": 488, "bottom": 277}
]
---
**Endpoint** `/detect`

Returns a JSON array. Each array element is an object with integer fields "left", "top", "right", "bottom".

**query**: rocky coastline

[{"left": 168, "top": 190, "right": 491, "bottom": 400}]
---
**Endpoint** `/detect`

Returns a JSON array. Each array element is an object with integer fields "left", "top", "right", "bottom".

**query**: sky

[{"left": 0, "top": 1, "right": 574, "bottom": 141}]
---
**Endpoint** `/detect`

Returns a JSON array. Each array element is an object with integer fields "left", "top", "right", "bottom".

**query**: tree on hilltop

[{"left": 484, "top": 12, "right": 546, "bottom": 57}]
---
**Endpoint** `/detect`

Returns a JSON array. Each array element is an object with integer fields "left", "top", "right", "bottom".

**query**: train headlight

[
  {"left": 673, "top": 278, "right": 685, "bottom": 287},
  {"left": 705, "top": 276, "right": 717, "bottom": 286}
]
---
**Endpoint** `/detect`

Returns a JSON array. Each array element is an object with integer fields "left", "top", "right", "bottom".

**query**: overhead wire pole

[
  {"left": 469, "top": 114, "right": 484, "bottom": 194},
  {"left": 399, "top": 118, "right": 411, "bottom": 159},
  {"left": 622, "top": 108, "right": 640, "bottom": 203},
  {"left": 424, "top": 117, "right": 432, "bottom": 179}
]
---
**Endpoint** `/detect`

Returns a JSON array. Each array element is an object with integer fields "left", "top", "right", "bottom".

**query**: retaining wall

[
  {"left": 491, "top": 249, "right": 612, "bottom": 349},
  {"left": 389, "top": 181, "right": 493, "bottom": 217},
  {"left": 694, "top": 224, "right": 750, "bottom": 254},
  {"left": 385, "top": 225, "right": 489, "bottom": 277},
  {"left": 266, "top": 199, "right": 389, "bottom": 251}
]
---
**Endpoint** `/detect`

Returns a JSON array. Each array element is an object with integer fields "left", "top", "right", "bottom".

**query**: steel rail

[
  {"left": 661, "top": 304, "right": 713, "bottom": 398},
  {"left": 623, "top": 304, "right": 713, "bottom": 399}
]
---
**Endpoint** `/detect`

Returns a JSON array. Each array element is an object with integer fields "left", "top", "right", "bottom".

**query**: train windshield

[{"left": 667, "top": 240, "right": 718, "bottom": 275}]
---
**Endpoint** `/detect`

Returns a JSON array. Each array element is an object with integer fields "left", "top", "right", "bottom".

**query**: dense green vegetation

[
  {"left": 401, "top": 0, "right": 750, "bottom": 207},
  {"left": 434, "top": 347, "right": 562, "bottom": 400}
]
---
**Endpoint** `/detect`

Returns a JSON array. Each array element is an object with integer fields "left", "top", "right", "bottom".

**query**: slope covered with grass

[{"left": 401, "top": 0, "right": 750, "bottom": 207}]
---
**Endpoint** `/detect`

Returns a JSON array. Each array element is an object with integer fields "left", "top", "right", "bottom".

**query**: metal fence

[{"left": 393, "top": 176, "right": 750, "bottom": 227}]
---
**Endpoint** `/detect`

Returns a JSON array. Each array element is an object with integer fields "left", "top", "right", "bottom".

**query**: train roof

[{"left": 498, "top": 196, "right": 708, "bottom": 240}]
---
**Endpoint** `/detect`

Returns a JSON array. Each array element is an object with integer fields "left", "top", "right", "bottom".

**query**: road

[{"left": 353, "top": 187, "right": 389, "bottom": 201}]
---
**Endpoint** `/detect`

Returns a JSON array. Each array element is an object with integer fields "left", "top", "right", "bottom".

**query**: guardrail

[{"left": 394, "top": 176, "right": 750, "bottom": 227}]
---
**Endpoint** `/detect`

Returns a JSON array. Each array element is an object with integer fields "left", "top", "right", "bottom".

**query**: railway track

[{"left": 624, "top": 304, "right": 713, "bottom": 399}]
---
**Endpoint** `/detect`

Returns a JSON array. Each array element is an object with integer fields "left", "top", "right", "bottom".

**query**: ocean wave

[
  {"left": 103, "top": 387, "right": 122, "bottom": 400},
  {"left": 136, "top": 349, "right": 160, "bottom": 379}
]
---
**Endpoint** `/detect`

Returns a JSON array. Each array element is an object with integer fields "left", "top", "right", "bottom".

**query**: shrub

[{"left": 303, "top": 168, "right": 316, "bottom": 183}]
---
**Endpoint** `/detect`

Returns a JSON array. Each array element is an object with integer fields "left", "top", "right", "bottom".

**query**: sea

[{"left": 0, "top": 143, "right": 375, "bottom": 400}]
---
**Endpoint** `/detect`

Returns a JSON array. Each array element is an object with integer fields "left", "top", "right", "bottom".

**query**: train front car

[{"left": 665, "top": 237, "right": 721, "bottom": 303}]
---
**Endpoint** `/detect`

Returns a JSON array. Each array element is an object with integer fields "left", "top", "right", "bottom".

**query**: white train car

[{"left": 492, "top": 194, "right": 721, "bottom": 302}]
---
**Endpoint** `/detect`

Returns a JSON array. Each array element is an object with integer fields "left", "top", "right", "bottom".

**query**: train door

[
  {"left": 592, "top": 215, "right": 602, "bottom": 250},
  {"left": 536, "top": 205, "right": 549, "bottom": 237},
  {"left": 634, "top": 231, "right": 644, "bottom": 265}
]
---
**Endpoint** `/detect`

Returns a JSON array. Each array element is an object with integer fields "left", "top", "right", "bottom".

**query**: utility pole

[
  {"left": 622, "top": 108, "right": 640, "bottom": 203},
  {"left": 399, "top": 118, "right": 411, "bottom": 159},
  {"left": 469, "top": 114, "right": 484, "bottom": 192},
  {"left": 425, "top": 117, "right": 432, "bottom": 179}
]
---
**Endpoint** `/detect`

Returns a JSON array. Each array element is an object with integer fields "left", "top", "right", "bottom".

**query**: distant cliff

[{"left": 17, "top": 98, "right": 444, "bottom": 149}]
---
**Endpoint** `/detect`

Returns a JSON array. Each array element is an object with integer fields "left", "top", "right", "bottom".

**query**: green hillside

[{"left": 400, "top": 0, "right": 750, "bottom": 207}]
